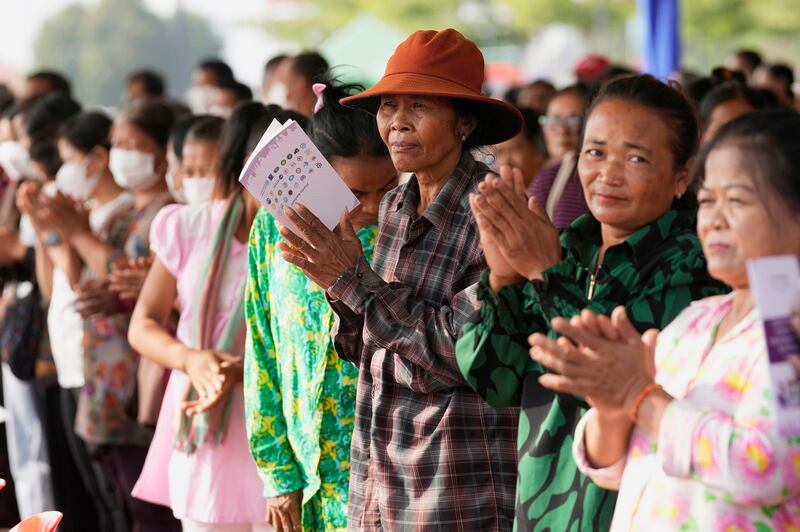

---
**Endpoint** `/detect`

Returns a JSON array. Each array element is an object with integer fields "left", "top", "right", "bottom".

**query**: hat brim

[{"left": 340, "top": 72, "right": 523, "bottom": 146}]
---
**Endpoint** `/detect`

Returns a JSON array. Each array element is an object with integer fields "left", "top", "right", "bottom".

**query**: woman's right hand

[
  {"left": 182, "top": 348, "right": 226, "bottom": 403},
  {"left": 469, "top": 192, "right": 524, "bottom": 293},
  {"left": 266, "top": 490, "right": 302, "bottom": 532}
]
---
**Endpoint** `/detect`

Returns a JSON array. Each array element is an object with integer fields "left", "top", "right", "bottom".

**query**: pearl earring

[{"left": 461, "top": 134, "right": 466, "bottom": 142}]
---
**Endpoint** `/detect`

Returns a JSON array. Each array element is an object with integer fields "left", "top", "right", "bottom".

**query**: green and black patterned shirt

[{"left": 456, "top": 203, "right": 729, "bottom": 531}]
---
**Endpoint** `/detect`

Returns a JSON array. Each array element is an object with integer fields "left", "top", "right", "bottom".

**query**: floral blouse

[
  {"left": 244, "top": 209, "right": 377, "bottom": 530},
  {"left": 574, "top": 293, "right": 800, "bottom": 531}
]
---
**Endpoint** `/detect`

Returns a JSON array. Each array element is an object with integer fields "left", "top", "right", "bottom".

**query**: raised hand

[
  {"left": 277, "top": 206, "right": 363, "bottom": 290},
  {"left": 470, "top": 166, "right": 562, "bottom": 282},
  {"left": 528, "top": 306, "right": 659, "bottom": 417}
]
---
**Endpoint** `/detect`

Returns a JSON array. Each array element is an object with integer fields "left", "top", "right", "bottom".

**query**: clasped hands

[
  {"left": 276, "top": 204, "right": 363, "bottom": 290},
  {"left": 16, "top": 182, "right": 90, "bottom": 239},
  {"left": 468, "top": 165, "right": 561, "bottom": 292},
  {"left": 529, "top": 306, "right": 659, "bottom": 420},
  {"left": 182, "top": 348, "right": 243, "bottom": 416}
]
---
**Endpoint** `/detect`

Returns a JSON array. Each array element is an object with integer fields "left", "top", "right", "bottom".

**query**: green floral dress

[{"left": 244, "top": 209, "right": 377, "bottom": 531}]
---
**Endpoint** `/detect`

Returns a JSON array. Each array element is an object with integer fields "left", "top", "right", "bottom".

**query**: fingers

[
  {"left": 470, "top": 194, "right": 512, "bottom": 249},
  {"left": 595, "top": 313, "right": 620, "bottom": 341},
  {"left": 278, "top": 225, "right": 312, "bottom": 254},
  {"left": 549, "top": 316, "right": 604, "bottom": 352},
  {"left": 576, "top": 310, "right": 599, "bottom": 337},
  {"left": 528, "top": 334, "right": 583, "bottom": 376},
  {"left": 611, "top": 306, "right": 641, "bottom": 344},
  {"left": 538, "top": 373, "right": 583, "bottom": 396}
]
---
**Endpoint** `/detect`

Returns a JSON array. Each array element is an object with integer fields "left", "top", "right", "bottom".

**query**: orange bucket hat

[{"left": 340, "top": 28, "right": 523, "bottom": 146}]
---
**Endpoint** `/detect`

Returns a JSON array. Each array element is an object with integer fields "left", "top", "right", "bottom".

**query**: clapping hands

[{"left": 469, "top": 165, "right": 562, "bottom": 292}]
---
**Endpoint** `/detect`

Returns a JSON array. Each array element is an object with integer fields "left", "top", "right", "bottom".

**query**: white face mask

[
  {"left": 165, "top": 166, "right": 187, "bottom": 204},
  {"left": 186, "top": 85, "right": 222, "bottom": 114},
  {"left": 182, "top": 176, "right": 216, "bottom": 205},
  {"left": 262, "top": 82, "right": 289, "bottom": 108},
  {"left": 55, "top": 157, "right": 101, "bottom": 201},
  {"left": 0, "top": 141, "right": 39, "bottom": 182},
  {"left": 208, "top": 104, "right": 234, "bottom": 119},
  {"left": 109, "top": 148, "right": 161, "bottom": 191}
]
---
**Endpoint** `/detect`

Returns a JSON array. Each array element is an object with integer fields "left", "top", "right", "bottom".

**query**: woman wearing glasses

[{"left": 531, "top": 84, "right": 590, "bottom": 228}]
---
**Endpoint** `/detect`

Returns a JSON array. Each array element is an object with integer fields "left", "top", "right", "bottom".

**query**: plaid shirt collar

[{"left": 389, "top": 152, "right": 481, "bottom": 235}]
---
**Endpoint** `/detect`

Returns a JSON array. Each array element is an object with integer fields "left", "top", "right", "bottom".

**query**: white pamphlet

[{"left": 238, "top": 119, "right": 359, "bottom": 231}]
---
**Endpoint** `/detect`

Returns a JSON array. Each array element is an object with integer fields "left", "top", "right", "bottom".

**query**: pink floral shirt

[{"left": 574, "top": 293, "right": 800, "bottom": 531}]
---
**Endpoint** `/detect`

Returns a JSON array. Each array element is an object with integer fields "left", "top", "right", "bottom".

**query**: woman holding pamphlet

[
  {"left": 129, "top": 107, "right": 300, "bottom": 531},
  {"left": 529, "top": 110, "right": 800, "bottom": 530},
  {"left": 275, "top": 29, "right": 523, "bottom": 529},
  {"left": 244, "top": 80, "right": 398, "bottom": 532}
]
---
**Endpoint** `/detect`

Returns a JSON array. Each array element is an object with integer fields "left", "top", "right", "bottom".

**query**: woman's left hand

[
  {"left": 528, "top": 306, "right": 659, "bottom": 416},
  {"left": 277, "top": 205, "right": 363, "bottom": 290}
]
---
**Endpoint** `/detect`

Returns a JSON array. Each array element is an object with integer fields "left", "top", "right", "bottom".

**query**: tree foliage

[{"left": 34, "top": 0, "right": 221, "bottom": 106}]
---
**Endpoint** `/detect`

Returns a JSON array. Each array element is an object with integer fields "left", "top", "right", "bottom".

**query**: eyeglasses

[{"left": 538, "top": 115, "right": 582, "bottom": 129}]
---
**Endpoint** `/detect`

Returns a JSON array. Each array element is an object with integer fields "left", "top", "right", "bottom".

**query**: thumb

[
  {"left": 641, "top": 328, "right": 659, "bottom": 378},
  {"left": 339, "top": 209, "right": 357, "bottom": 239}
]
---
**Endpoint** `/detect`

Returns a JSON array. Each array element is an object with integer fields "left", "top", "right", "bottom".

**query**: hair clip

[{"left": 312, "top": 83, "right": 326, "bottom": 114}]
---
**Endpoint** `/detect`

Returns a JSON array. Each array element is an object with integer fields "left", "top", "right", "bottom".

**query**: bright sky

[{"left": 0, "top": 0, "right": 285, "bottom": 87}]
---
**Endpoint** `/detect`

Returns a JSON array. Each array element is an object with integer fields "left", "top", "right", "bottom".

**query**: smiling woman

[{"left": 456, "top": 74, "right": 730, "bottom": 530}]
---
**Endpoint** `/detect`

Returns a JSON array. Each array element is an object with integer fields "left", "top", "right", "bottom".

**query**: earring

[
  {"left": 676, "top": 191, "right": 683, "bottom": 199},
  {"left": 461, "top": 134, "right": 467, "bottom": 142}
]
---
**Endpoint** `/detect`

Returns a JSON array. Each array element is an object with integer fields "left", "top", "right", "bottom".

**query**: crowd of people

[{"left": 0, "top": 27, "right": 798, "bottom": 532}]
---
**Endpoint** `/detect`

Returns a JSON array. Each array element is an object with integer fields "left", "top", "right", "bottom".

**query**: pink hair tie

[{"left": 312, "top": 83, "right": 326, "bottom": 114}]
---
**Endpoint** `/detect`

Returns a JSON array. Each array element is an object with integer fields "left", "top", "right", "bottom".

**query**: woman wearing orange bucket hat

[{"left": 276, "top": 29, "right": 522, "bottom": 530}]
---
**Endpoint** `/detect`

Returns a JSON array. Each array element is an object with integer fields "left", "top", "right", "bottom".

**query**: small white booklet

[
  {"left": 238, "top": 119, "right": 359, "bottom": 231},
  {"left": 747, "top": 254, "right": 800, "bottom": 436}
]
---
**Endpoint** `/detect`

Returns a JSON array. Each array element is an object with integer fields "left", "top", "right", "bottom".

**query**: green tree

[{"left": 34, "top": 0, "right": 222, "bottom": 106}]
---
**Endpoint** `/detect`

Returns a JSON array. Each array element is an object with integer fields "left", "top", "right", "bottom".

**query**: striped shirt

[{"left": 328, "top": 152, "right": 518, "bottom": 530}]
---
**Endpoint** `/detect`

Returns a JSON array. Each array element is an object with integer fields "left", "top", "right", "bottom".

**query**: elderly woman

[
  {"left": 276, "top": 29, "right": 523, "bottom": 529},
  {"left": 456, "top": 75, "right": 729, "bottom": 530},
  {"left": 529, "top": 110, "right": 800, "bottom": 530}
]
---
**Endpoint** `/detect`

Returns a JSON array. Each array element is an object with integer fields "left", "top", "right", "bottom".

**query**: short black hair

[
  {"left": 26, "top": 70, "right": 72, "bottom": 96},
  {"left": 769, "top": 63, "right": 795, "bottom": 99},
  {"left": 699, "top": 81, "right": 777, "bottom": 127},
  {"left": 216, "top": 102, "right": 307, "bottom": 196},
  {"left": 29, "top": 139, "right": 61, "bottom": 179},
  {"left": 219, "top": 80, "right": 253, "bottom": 103},
  {"left": 127, "top": 69, "right": 166, "bottom": 97},
  {"left": 24, "top": 93, "right": 82, "bottom": 144},
  {"left": 120, "top": 100, "right": 176, "bottom": 148},
  {"left": 59, "top": 111, "right": 113, "bottom": 154},
  {"left": 196, "top": 58, "right": 235, "bottom": 85},
  {"left": 169, "top": 115, "right": 205, "bottom": 160},
  {"left": 307, "top": 80, "right": 389, "bottom": 161},
  {"left": 735, "top": 50, "right": 763, "bottom": 72},
  {"left": 692, "top": 109, "right": 800, "bottom": 217},
  {"left": 265, "top": 54, "right": 288, "bottom": 73},
  {"left": 292, "top": 52, "right": 329, "bottom": 84},
  {"left": 186, "top": 115, "right": 225, "bottom": 144}
]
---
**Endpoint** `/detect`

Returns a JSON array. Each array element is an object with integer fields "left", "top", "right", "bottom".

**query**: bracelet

[{"left": 629, "top": 383, "right": 662, "bottom": 424}]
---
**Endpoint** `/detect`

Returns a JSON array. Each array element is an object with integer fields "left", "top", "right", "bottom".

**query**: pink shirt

[
  {"left": 574, "top": 293, "right": 800, "bottom": 531},
  {"left": 133, "top": 201, "right": 266, "bottom": 524}
]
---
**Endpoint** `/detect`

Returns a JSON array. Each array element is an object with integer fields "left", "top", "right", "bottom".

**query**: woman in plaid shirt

[{"left": 276, "top": 29, "right": 524, "bottom": 530}]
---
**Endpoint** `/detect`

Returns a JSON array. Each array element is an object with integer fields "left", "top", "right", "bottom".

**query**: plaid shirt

[{"left": 328, "top": 153, "right": 518, "bottom": 530}]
